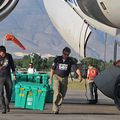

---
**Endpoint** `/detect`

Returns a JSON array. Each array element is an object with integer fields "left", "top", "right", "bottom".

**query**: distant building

[{"left": 41, "top": 54, "right": 55, "bottom": 59}]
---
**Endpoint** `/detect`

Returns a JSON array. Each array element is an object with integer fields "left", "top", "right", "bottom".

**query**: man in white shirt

[{"left": 27, "top": 63, "right": 36, "bottom": 74}]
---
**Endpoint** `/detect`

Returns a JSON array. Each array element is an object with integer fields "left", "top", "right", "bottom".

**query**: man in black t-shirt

[
  {"left": 50, "top": 47, "right": 82, "bottom": 114},
  {"left": 0, "top": 46, "right": 16, "bottom": 114}
]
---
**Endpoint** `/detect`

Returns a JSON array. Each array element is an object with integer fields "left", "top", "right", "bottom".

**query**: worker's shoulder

[
  {"left": 5, "top": 53, "right": 12, "bottom": 57},
  {"left": 54, "top": 56, "right": 62, "bottom": 61}
]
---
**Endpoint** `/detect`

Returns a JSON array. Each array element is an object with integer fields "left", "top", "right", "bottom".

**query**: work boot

[
  {"left": 2, "top": 108, "right": 6, "bottom": 114},
  {"left": 88, "top": 100, "right": 96, "bottom": 104},
  {"left": 53, "top": 110, "right": 59, "bottom": 114}
]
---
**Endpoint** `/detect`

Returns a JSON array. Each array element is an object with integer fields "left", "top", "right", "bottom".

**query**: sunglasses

[{"left": 63, "top": 52, "right": 69, "bottom": 56}]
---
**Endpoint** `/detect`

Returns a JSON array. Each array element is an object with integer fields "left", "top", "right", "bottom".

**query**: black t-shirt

[
  {"left": 52, "top": 56, "right": 78, "bottom": 77},
  {"left": 0, "top": 53, "right": 15, "bottom": 77}
]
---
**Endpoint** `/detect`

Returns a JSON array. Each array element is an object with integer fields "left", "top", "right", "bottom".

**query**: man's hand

[
  {"left": 49, "top": 78, "right": 53, "bottom": 85},
  {"left": 13, "top": 75, "right": 16, "bottom": 80}
]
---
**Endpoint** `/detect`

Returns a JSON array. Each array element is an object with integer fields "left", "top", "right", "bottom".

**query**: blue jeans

[{"left": 89, "top": 82, "right": 98, "bottom": 102}]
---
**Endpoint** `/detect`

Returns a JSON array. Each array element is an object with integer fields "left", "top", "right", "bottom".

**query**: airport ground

[{"left": 0, "top": 85, "right": 120, "bottom": 120}]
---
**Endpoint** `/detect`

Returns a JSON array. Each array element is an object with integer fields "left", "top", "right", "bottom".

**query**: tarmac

[{"left": 0, "top": 90, "right": 120, "bottom": 120}]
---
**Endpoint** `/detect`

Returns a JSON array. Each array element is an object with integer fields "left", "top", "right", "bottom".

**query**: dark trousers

[
  {"left": 89, "top": 82, "right": 98, "bottom": 102},
  {"left": 0, "top": 77, "right": 13, "bottom": 109}
]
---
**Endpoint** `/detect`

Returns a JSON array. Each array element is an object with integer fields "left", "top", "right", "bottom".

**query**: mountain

[{"left": 0, "top": 0, "right": 119, "bottom": 61}]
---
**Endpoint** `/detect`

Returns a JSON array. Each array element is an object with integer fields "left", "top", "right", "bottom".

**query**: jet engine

[{"left": 0, "top": 0, "right": 19, "bottom": 21}]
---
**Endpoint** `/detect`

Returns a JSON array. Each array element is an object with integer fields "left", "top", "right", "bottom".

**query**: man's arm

[
  {"left": 76, "top": 69, "right": 82, "bottom": 82},
  {"left": 9, "top": 54, "right": 15, "bottom": 73},
  {"left": 87, "top": 68, "right": 90, "bottom": 79},
  {"left": 49, "top": 69, "right": 54, "bottom": 85},
  {"left": 9, "top": 53, "right": 16, "bottom": 80}
]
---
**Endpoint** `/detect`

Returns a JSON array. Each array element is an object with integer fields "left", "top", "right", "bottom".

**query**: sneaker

[{"left": 54, "top": 111, "right": 59, "bottom": 114}]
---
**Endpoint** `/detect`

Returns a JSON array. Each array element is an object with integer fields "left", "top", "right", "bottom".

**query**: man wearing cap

[
  {"left": 0, "top": 45, "right": 16, "bottom": 114},
  {"left": 50, "top": 47, "right": 82, "bottom": 114},
  {"left": 27, "top": 63, "right": 36, "bottom": 74}
]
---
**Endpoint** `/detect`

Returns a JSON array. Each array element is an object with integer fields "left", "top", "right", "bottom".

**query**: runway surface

[{"left": 0, "top": 90, "right": 120, "bottom": 120}]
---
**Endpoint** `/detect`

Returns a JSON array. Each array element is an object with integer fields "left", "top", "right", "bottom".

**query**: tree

[
  {"left": 32, "top": 53, "right": 42, "bottom": 70},
  {"left": 80, "top": 57, "right": 105, "bottom": 72},
  {"left": 14, "top": 54, "right": 55, "bottom": 71}
]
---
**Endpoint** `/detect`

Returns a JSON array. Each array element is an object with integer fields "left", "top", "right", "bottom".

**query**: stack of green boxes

[
  {"left": 15, "top": 82, "right": 47, "bottom": 111},
  {"left": 16, "top": 73, "right": 28, "bottom": 82},
  {"left": 27, "top": 73, "right": 49, "bottom": 84},
  {"left": 27, "top": 73, "right": 54, "bottom": 103},
  {"left": 12, "top": 72, "right": 53, "bottom": 111},
  {"left": 11, "top": 72, "right": 53, "bottom": 111},
  {"left": 11, "top": 73, "right": 29, "bottom": 102}
]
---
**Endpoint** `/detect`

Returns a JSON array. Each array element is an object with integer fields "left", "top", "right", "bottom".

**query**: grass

[{"left": 68, "top": 79, "right": 88, "bottom": 90}]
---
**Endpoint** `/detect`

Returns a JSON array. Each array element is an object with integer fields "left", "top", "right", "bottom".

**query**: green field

[{"left": 68, "top": 79, "right": 88, "bottom": 90}]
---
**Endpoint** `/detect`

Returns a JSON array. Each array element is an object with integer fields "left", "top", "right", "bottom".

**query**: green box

[
  {"left": 27, "top": 74, "right": 35, "bottom": 82},
  {"left": 41, "top": 74, "right": 49, "bottom": 85},
  {"left": 11, "top": 73, "right": 28, "bottom": 102},
  {"left": 46, "top": 90, "right": 53, "bottom": 103},
  {"left": 15, "top": 82, "right": 30, "bottom": 108},
  {"left": 11, "top": 81, "right": 17, "bottom": 102},
  {"left": 45, "top": 84, "right": 53, "bottom": 103},
  {"left": 16, "top": 73, "right": 28, "bottom": 82},
  {"left": 15, "top": 82, "right": 47, "bottom": 111},
  {"left": 34, "top": 74, "right": 49, "bottom": 85}
]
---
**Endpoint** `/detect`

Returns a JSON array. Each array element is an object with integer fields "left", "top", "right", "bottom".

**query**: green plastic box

[
  {"left": 16, "top": 73, "right": 28, "bottom": 82},
  {"left": 27, "top": 74, "right": 35, "bottom": 82},
  {"left": 11, "top": 81, "right": 17, "bottom": 102},
  {"left": 46, "top": 90, "right": 53, "bottom": 103},
  {"left": 34, "top": 74, "right": 49, "bottom": 85},
  {"left": 15, "top": 82, "right": 47, "bottom": 111}
]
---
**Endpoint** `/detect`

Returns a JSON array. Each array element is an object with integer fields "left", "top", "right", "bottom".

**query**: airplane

[
  {"left": 0, "top": 0, "right": 120, "bottom": 110},
  {"left": 43, "top": 0, "right": 120, "bottom": 110}
]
